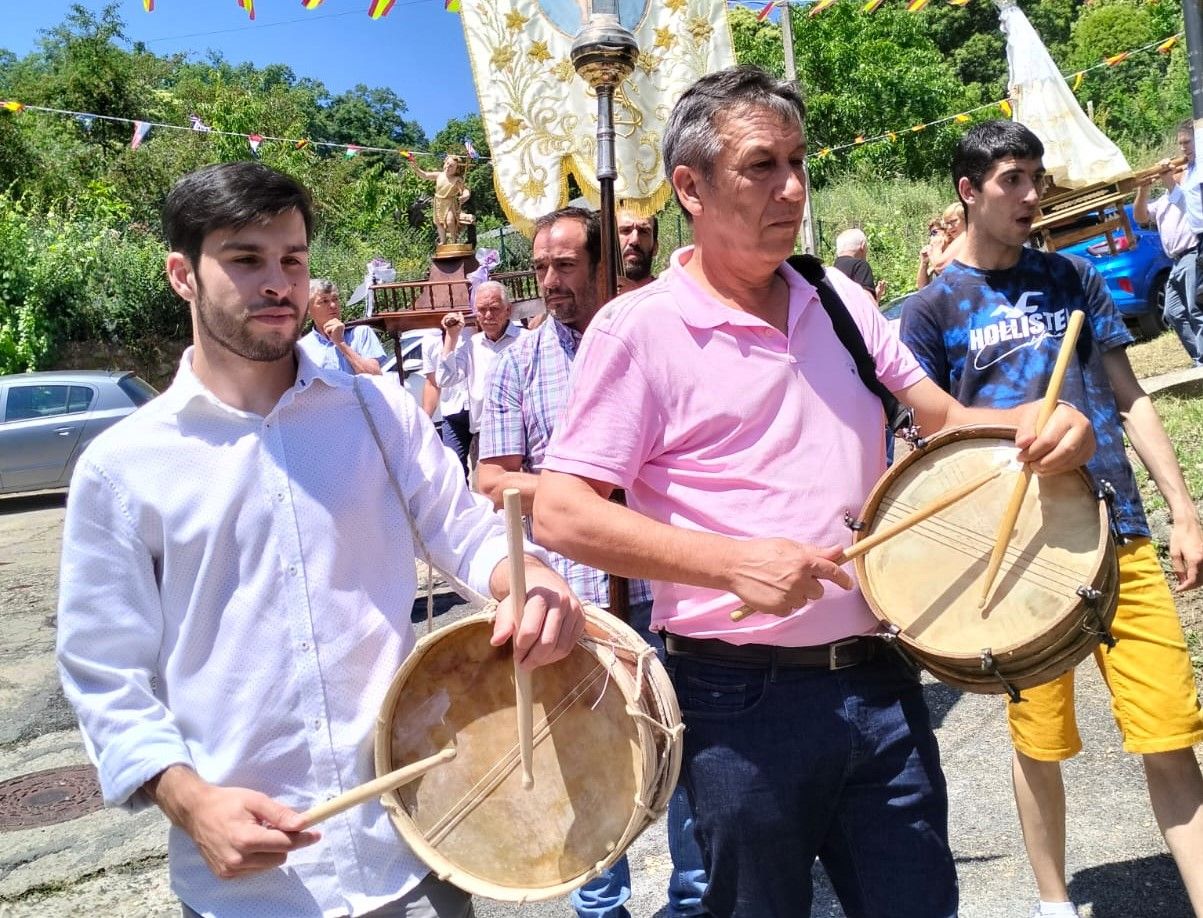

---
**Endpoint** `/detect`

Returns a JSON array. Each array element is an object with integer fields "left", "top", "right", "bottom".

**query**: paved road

[{"left": 0, "top": 493, "right": 1199, "bottom": 916}]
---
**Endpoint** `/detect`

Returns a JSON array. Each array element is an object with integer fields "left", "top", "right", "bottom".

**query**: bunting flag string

[
  {"left": 0, "top": 28, "right": 1177, "bottom": 171},
  {"left": 807, "top": 30, "right": 1182, "bottom": 160},
  {"left": 143, "top": 0, "right": 394, "bottom": 19},
  {"left": 0, "top": 101, "right": 493, "bottom": 165}
]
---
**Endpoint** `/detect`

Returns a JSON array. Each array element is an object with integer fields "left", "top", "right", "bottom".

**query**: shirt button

[
  {"left": 300, "top": 641, "right": 309, "bottom": 651},
  {"left": 288, "top": 565, "right": 298, "bottom": 576},
  {"left": 277, "top": 492, "right": 285, "bottom": 502},
  {"left": 313, "top": 719, "right": 321, "bottom": 729}
]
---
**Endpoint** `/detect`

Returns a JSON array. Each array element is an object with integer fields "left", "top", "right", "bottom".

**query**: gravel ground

[{"left": 1, "top": 490, "right": 1200, "bottom": 917}]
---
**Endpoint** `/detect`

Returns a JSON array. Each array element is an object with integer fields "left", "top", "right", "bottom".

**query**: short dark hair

[
  {"left": 532, "top": 206, "right": 601, "bottom": 270},
  {"left": 664, "top": 66, "right": 804, "bottom": 220},
  {"left": 952, "top": 121, "right": 1044, "bottom": 202},
  {"left": 162, "top": 162, "right": 313, "bottom": 266}
]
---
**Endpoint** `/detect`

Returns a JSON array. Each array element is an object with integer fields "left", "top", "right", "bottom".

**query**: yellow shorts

[{"left": 1007, "top": 537, "right": 1203, "bottom": 760}]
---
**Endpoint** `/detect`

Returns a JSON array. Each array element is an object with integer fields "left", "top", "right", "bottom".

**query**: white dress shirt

[
  {"left": 420, "top": 334, "right": 469, "bottom": 415},
  {"left": 56, "top": 347, "right": 525, "bottom": 917},
  {"left": 1167, "top": 160, "right": 1203, "bottom": 235},
  {"left": 434, "top": 323, "right": 524, "bottom": 433}
]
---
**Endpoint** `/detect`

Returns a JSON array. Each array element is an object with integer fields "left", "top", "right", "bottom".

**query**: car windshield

[{"left": 118, "top": 375, "right": 158, "bottom": 406}]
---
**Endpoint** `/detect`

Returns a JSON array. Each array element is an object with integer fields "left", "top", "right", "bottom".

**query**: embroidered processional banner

[{"left": 461, "top": 0, "right": 734, "bottom": 232}]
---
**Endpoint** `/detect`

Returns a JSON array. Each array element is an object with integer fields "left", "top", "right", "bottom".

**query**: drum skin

[
  {"left": 374, "top": 606, "right": 681, "bottom": 902},
  {"left": 857, "top": 426, "right": 1118, "bottom": 694}
]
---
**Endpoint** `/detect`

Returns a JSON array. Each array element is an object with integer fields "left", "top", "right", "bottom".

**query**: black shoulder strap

[{"left": 787, "top": 254, "right": 912, "bottom": 433}]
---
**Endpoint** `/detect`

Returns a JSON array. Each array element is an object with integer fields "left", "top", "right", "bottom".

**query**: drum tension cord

[
  {"left": 1076, "top": 585, "right": 1117, "bottom": 649},
  {"left": 1096, "top": 480, "right": 1126, "bottom": 547},
  {"left": 977, "top": 650, "right": 1023, "bottom": 704},
  {"left": 843, "top": 511, "right": 865, "bottom": 532}
]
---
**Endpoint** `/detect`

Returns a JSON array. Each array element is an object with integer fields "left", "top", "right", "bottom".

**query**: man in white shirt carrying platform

[
  {"left": 55, "top": 161, "right": 585, "bottom": 918},
  {"left": 434, "top": 280, "right": 523, "bottom": 441}
]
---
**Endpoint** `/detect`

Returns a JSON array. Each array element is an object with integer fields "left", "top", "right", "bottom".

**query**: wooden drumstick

[
  {"left": 977, "top": 309, "right": 1085, "bottom": 609},
  {"left": 296, "top": 747, "right": 456, "bottom": 829},
  {"left": 502, "top": 488, "right": 535, "bottom": 791},
  {"left": 729, "top": 461, "right": 1010, "bottom": 623}
]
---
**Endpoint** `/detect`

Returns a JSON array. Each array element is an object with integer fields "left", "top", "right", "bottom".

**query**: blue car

[{"left": 1062, "top": 203, "right": 1172, "bottom": 341}]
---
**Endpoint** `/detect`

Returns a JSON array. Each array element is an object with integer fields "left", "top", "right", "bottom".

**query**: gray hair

[
  {"left": 308, "top": 278, "right": 337, "bottom": 300},
  {"left": 472, "top": 279, "right": 510, "bottom": 306},
  {"left": 663, "top": 66, "right": 805, "bottom": 218},
  {"left": 835, "top": 228, "right": 867, "bottom": 256}
]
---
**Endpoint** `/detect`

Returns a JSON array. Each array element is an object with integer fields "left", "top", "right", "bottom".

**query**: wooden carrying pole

[
  {"left": 297, "top": 748, "right": 456, "bottom": 829},
  {"left": 977, "top": 310, "right": 1085, "bottom": 608},
  {"left": 729, "top": 461, "right": 1008, "bottom": 623},
  {"left": 503, "top": 488, "right": 536, "bottom": 790}
]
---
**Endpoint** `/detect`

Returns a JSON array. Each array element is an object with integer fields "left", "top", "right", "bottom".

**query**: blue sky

[{"left": 2, "top": 0, "right": 482, "bottom": 138}]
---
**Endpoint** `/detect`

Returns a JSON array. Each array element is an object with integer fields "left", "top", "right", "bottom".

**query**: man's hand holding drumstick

[{"left": 487, "top": 548, "right": 586, "bottom": 670}]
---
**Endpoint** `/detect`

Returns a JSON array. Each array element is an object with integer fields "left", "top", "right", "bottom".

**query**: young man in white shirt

[{"left": 56, "top": 161, "right": 585, "bottom": 918}]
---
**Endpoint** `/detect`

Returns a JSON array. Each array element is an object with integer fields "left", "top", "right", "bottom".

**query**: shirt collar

[
  {"left": 665, "top": 245, "right": 818, "bottom": 331},
  {"left": 549, "top": 317, "right": 583, "bottom": 355},
  {"left": 161, "top": 345, "right": 353, "bottom": 418}
]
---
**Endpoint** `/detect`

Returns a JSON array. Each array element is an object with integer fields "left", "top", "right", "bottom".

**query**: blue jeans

[
  {"left": 664, "top": 651, "right": 956, "bottom": 918},
  {"left": 571, "top": 601, "right": 708, "bottom": 918},
  {"left": 440, "top": 409, "right": 472, "bottom": 478},
  {"left": 1164, "top": 252, "right": 1203, "bottom": 365}
]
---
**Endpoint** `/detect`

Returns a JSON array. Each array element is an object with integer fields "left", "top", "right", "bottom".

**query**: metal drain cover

[{"left": 0, "top": 764, "right": 103, "bottom": 831}]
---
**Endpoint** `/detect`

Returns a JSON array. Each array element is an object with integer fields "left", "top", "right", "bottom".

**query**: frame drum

[
  {"left": 373, "top": 605, "right": 682, "bottom": 902},
  {"left": 856, "top": 425, "right": 1118, "bottom": 696}
]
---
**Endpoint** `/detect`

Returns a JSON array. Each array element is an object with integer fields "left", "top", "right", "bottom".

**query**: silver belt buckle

[{"left": 828, "top": 637, "right": 861, "bottom": 670}]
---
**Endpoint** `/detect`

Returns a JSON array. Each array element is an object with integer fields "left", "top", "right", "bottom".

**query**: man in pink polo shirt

[{"left": 534, "top": 66, "right": 1096, "bottom": 918}]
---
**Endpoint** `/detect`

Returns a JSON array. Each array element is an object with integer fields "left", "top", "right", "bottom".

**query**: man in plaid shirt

[{"left": 476, "top": 205, "right": 706, "bottom": 918}]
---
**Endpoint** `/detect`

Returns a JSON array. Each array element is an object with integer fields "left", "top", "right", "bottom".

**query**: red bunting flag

[
  {"left": 248, "top": 133, "right": 264, "bottom": 155},
  {"left": 808, "top": 0, "right": 837, "bottom": 18},
  {"left": 1158, "top": 36, "right": 1179, "bottom": 53},
  {"left": 302, "top": 0, "right": 324, "bottom": 7},
  {"left": 368, "top": 0, "right": 396, "bottom": 18},
  {"left": 757, "top": 1, "right": 776, "bottom": 21},
  {"left": 131, "top": 120, "right": 151, "bottom": 150},
  {"left": 238, "top": 0, "right": 256, "bottom": 20}
]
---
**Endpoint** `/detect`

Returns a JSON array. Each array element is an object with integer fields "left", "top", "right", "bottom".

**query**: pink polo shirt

[{"left": 542, "top": 247, "right": 927, "bottom": 646}]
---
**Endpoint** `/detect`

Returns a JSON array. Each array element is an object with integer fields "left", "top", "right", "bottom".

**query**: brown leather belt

[{"left": 662, "top": 632, "right": 880, "bottom": 671}]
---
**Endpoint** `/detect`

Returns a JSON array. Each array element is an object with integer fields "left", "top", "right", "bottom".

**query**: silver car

[{"left": 0, "top": 370, "right": 157, "bottom": 494}]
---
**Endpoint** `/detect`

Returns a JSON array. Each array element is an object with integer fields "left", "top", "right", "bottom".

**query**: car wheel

[{"left": 1135, "top": 273, "right": 1170, "bottom": 341}]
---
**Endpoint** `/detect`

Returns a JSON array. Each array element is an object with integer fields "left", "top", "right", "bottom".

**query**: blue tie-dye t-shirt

[{"left": 901, "top": 247, "right": 1148, "bottom": 538}]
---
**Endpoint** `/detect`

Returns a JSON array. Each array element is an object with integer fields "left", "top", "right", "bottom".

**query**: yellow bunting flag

[
  {"left": 955, "top": 113, "right": 971, "bottom": 123},
  {"left": 1158, "top": 35, "right": 1179, "bottom": 53},
  {"left": 863, "top": 0, "right": 886, "bottom": 11},
  {"left": 817, "top": 148, "right": 831, "bottom": 158},
  {"left": 887, "top": 131, "right": 897, "bottom": 142},
  {"left": 907, "top": 0, "right": 931, "bottom": 12},
  {"left": 854, "top": 135, "right": 865, "bottom": 144},
  {"left": 1072, "top": 71, "right": 1084, "bottom": 91},
  {"left": 302, "top": 0, "right": 324, "bottom": 8},
  {"left": 948, "top": 0, "right": 971, "bottom": 6},
  {"left": 296, "top": 138, "right": 311, "bottom": 149},
  {"left": 368, "top": 0, "right": 396, "bottom": 17},
  {"left": 1104, "top": 51, "right": 1130, "bottom": 66},
  {"left": 809, "top": 0, "right": 837, "bottom": 17},
  {"left": 1, "top": 100, "right": 24, "bottom": 113},
  {"left": 143, "top": 0, "right": 154, "bottom": 10},
  {"left": 237, "top": 0, "right": 255, "bottom": 20},
  {"left": 911, "top": 124, "right": 926, "bottom": 132},
  {"left": 999, "top": 99, "right": 1012, "bottom": 117}
]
